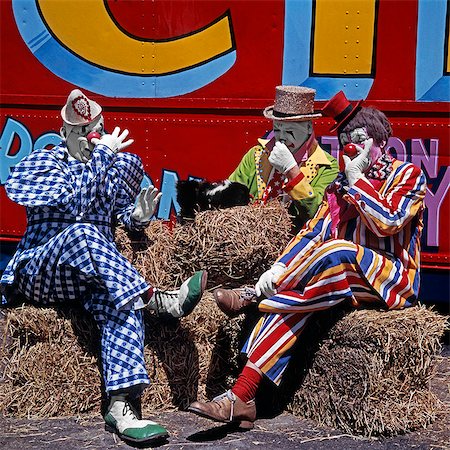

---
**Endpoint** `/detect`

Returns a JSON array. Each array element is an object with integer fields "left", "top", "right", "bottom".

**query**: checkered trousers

[
  {"left": 16, "top": 222, "right": 149, "bottom": 310},
  {"left": 14, "top": 222, "right": 150, "bottom": 392},
  {"left": 84, "top": 295, "right": 150, "bottom": 392}
]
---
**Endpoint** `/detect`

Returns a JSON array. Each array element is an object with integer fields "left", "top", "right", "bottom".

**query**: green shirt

[{"left": 229, "top": 142, "right": 338, "bottom": 229}]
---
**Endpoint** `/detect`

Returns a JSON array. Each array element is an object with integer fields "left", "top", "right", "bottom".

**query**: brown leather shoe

[
  {"left": 188, "top": 390, "right": 256, "bottom": 429},
  {"left": 213, "top": 287, "right": 258, "bottom": 318}
]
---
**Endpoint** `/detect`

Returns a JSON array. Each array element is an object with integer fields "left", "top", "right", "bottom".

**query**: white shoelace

[
  {"left": 213, "top": 390, "right": 236, "bottom": 421},
  {"left": 239, "top": 287, "right": 257, "bottom": 302},
  {"left": 122, "top": 402, "right": 138, "bottom": 421}
]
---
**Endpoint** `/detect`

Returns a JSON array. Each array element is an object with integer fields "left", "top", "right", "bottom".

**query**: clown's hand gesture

[
  {"left": 269, "top": 142, "right": 297, "bottom": 174},
  {"left": 91, "top": 127, "right": 134, "bottom": 154},
  {"left": 343, "top": 138, "right": 373, "bottom": 187},
  {"left": 255, "top": 263, "right": 286, "bottom": 298},
  {"left": 132, "top": 186, "right": 162, "bottom": 224}
]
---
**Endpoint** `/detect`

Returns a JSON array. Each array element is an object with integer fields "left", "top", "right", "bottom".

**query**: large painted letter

[
  {"left": 13, "top": 0, "right": 236, "bottom": 98},
  {"left": 0, "top": 118, "right": 32, "bottom": 184}
]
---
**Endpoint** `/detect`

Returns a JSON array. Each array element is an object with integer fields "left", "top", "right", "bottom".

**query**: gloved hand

[
  {"left": 91, "top": 126, "right": 134, "bottom": 153},
  {"left": 131, "top": 186, "right": 162, "bottom": 223},
  {"left": 268, "top": 142, "right": 297, "bottom": 174},
  {"left": 343, "top": 138, "right": 373, "bottom": 187},
  {"left": 255, "top": 262, "right": 286, "bottom": 298}
]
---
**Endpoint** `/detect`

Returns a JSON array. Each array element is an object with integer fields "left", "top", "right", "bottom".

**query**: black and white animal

[{"left": 176, "top": 179, "right": 251, "bottom": 219}]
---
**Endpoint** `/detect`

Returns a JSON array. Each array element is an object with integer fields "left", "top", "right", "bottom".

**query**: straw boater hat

[
  {"left": 321, "top": 90, "right": 363, "bottom": 132},
  {"left": 263, "top": 85, "right": 322, "bottom": 122},
  {"left": 61, "top": 89, "right": 102, "bottom": 126}
]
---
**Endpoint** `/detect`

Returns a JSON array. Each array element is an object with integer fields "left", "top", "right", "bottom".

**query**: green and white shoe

[
  {"left": 147, "top": 270, "right": 207, "bottom": 319},
  {"left": 104, "top": 396, "right": 168, "bottom": 443}
]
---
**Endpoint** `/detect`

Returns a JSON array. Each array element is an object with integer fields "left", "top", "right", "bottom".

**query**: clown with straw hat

[{"left": 1, "top": 88, "right": 209, "bottom": 445}]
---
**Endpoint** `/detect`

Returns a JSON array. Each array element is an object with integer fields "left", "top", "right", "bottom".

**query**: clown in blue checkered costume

[{"left": 1, "top": 89, "right": 207, "bottom": 444}]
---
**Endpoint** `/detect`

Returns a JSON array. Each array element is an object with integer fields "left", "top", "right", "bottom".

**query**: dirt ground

[{"left": 1, "top": 346, "right": 448, "bottom": 450}]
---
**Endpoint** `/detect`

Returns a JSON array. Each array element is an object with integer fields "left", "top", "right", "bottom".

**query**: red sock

[{"left": 231, "top": 366, "right": 263, "bottom": 403}]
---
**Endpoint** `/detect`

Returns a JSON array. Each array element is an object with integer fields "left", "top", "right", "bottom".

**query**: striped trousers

[{"left": 242, "top": 240, "right": 382, "bottom": 385}]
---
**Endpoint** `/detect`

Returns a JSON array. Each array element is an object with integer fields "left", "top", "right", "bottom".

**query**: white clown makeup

[
  {"left": 339, "top": 127, "right": 369, "bottom": 147},
  {"left": 273, "top": 120, "right": 312, "bottom": 154},
  {"left": 340, "top": 126, "right": 384, "bottom": 168},
  {"left": 61, "top": 115, "right": 105, "bottom": 163}
]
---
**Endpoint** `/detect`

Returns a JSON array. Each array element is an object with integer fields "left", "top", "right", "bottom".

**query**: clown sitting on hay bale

[
  {"left": 0, "top": 89, "right": 208, "bottom": 444},
  {"left": 0, "top": 87, "right": 447, "bottom": 442}
]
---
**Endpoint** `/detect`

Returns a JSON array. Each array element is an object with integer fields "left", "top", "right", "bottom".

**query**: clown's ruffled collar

[{"left": 366, "top": 152, "right": 394, "bottom": 180}]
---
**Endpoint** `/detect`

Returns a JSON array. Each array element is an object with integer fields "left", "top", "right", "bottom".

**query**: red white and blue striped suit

[{"left": 242, "top": 157, "right": 427, "bottom": 385}]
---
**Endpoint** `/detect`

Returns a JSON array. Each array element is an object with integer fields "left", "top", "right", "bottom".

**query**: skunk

[{"left": 176, "top": 179, "right": 250, "bottom": 219}]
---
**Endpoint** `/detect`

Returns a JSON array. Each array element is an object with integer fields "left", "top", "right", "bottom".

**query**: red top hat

[{"left": 321, "top": 90, "right": 363, "bottom": 132}]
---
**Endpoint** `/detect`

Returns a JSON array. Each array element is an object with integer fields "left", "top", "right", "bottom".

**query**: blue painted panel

[
  {"left": 416, "top": 0, "right": 450, "bottom": 101},
  {"left": 0, "top": 242, "right": 18, "bottom": 272},
  {"left": 282, "top": 0, "right": 374, "bottom": 100},
  {"left": 420, "top": 269, "right": 450, "bottom": 306}
]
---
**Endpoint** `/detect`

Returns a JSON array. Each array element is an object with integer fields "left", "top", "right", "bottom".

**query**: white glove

[
  {"left": 255, "top": 262, "right": 286, "bottom": 298},
  {"left": 131, "top": 186, "right": 162, "bottom": 223},
  {"left": 91, "top": 126, "right": 134, "bottom": 153},
  {"left": 268, "top": 142, "right": 297, "bottom": 174},
  {"left": 343, "top": 138, "right": 373, "bottom": 187}
]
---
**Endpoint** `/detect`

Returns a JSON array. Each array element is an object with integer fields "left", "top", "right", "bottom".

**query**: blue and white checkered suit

[{"left": 1, "top": 143, "right": 152, "bottom": 393}]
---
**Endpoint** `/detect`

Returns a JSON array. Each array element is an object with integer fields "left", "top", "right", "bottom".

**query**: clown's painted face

[
  {"left": 61, "top": 115, "right": 104, "bottom": 163},
  {"left": 273, "top": 120, "right": 312, "bottom": 154},
  {"left": 339, "top": 126, "right": 383, "bottom": 167}
]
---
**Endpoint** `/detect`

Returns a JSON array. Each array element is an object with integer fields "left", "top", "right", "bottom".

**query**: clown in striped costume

[
  {"left": 188, "top": 92, "right": 427, "bottom": 430},
  {"left": 1, "top": 89, "right": 207, "bottom": 444},
  {"left": 242, "top": 157, "right": 426, "bottom": 384}
]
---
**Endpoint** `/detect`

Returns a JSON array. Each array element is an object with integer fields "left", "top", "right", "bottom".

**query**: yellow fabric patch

[{"left": 289, "top": 146, "right": 331, "bottom": 200}]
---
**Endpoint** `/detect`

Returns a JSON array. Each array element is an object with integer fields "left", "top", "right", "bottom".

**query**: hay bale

[
  {"left": 116, "top": 201, "right": 293, "bottom": 290},
  {"left": 0, "top": 294, "right": 241, "bottom": 418},
  {"left": 1, "top": 204, "right": 447, "bottom": 437},
  {"left": 0, "top": 305, "right": 102, "bottom": 418},
  {"left": 1, "top": 203, "right": 291, "bottom": 418},
  {"left": 0, "top": 302, "right": 447, "bottom": 439},
  {"left": 288, "top": 306, "right": 448, "bottom": 436},
  {"left": 174, "top": 202, "right": 292, "bottom": 288},
  {"left": 116, "top": 220, "right": 178, "bottom": 289},
  {"left": 139, "top": 292, "right": 232, "bottom": 412}
]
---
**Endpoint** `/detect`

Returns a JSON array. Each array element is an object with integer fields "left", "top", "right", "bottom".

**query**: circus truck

[{"left": 0, "top": 0, "right": 448, "bottom": 304}]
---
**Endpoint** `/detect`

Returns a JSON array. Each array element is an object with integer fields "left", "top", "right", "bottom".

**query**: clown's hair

[{"left": 338, "top": 107, "right": 392, "bottom": 147}]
